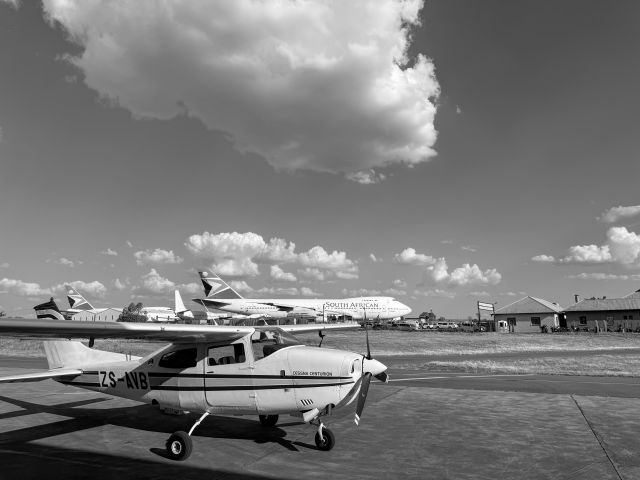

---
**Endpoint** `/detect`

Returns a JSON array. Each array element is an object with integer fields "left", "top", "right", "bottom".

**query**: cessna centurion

[
  {"left": 194, "top": 271, "right": 412, "bottom": 321},
  {"left": 0, "top": 300, "right": 388, "bottom": 460}
]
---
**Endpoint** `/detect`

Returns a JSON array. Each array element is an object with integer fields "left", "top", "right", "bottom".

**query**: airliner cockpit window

[{"left": 251, "top": 327, "right": 301, "bottom": 360}]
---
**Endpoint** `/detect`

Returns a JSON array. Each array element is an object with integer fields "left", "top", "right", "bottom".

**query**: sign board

[{"left": 477, "top": 301, "right": 495, "bottom": 313}]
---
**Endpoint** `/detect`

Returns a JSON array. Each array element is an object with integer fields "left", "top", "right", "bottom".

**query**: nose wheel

[
  {"left": 166, "top": 431, "right": 192, "bottom": 461},
  {"left": 165, "top": 411, "right": 210, "bottom": 461},
  {"left": 313, "top": 422, "right": 335, "bottom": 451}
]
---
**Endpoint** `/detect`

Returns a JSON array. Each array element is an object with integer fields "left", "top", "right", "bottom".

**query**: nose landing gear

[
  {"left": 314, "top": 422, "right": 335, "bottom": 451},
  {"left": 165, "top": 411, "right": 210, "bottom": 461}
]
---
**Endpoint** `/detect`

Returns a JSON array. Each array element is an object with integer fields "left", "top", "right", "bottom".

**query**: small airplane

[
  {"left": 0, "top": 299, "right": 388, "bottom": 460},
  {"left": 193, "top": 270, "right": 412, "bottom": 321}
]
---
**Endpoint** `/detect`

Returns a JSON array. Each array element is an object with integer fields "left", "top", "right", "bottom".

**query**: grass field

[{"left": 4, "top": 330, "right": 640, "bottom": 376}]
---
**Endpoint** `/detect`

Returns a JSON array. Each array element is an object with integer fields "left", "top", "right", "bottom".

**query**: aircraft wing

[
  {"left": 193, "top": 298, "right": 232, "bottom": 308},
  {"left": 260, "top": 323, "right": 361, "bottom": 335},
  {"left": 0, "top": 318, "right": 253, "bottom": 343},
  {"left": 0, "top": 368, "right": 83, "bottom": 383}
]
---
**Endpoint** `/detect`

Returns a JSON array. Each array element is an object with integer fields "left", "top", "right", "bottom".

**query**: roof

[
  {"left": 623, "top": 289, "right": 640, "bottom": 299},
  {"left": 564, "top": 297, "right": 640, "bottom": 312},
  {"left": 494, "top": 296, "right": 563, "bottom": 315}
]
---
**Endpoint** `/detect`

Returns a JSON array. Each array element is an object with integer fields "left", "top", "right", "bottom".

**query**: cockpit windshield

[{"left": 251, "top": 327, "right": 302, "bottom": 360}]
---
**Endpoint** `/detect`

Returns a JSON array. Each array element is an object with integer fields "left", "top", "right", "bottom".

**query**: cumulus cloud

[
  {"left": 0, "top": 278, "right": 50, "bottom": 296},
  {"left": 393, "top": 279, "right": 407, "bottom": 288},
  {"left": 531, "top": 254, "right": 556, "bottom": 263},
  {"left": 298, "top": 267, "right": 325, "bottom": 282},
  {"left": 369, "top": 253, "right": 380, "bottom": 263},
  {"left": 54, "top": 257, "right": 75, "bottom": 268},
  {"left": 461, "top": 246, "right": 477, "bottom": 253},
  {"left": 345, "top": 170, "right": 387, "bottom": 185},
  {"left": 599, "top": 205, "right": 640, "bottom": 223},
  {"left": 101, "top": 248, "right": 118, "bottom": 256},
  {"left": 42, "top": 0, "right": 438, "bottom": 182},
  {"left": 54, "top": 280, "right": 107, "bottom": 298},
  {"left": 300, "top": 286, "right": 321, "bottom": 296},
  {"left": 561, "top": 227, "right": 640, "bottom": 266},
  {"left": 384, "top": 288, "right": 406, "bottom": 296},
  {"left": 0, "top": 0, "right": 19, "bottom": 10},
  {"left": 394, "top": 247, "right": 436, "bottom": 266},
  {"left": 113, "top": 278, "right": 127, "bottom": 291},
  {"left": 185, "top": 231, "right": 358, "bottom": 279},
  {"left": 133, "top": 269, "right": 175, "bottom": 296},
  {"left": 341, "top": 288, "right": 382, "bottom": 297},
  {"left": 424, "top": 258, "right": 501, "bottom": 287},
  {"left": 270, "top": 265, "right": 297, "bottom": 282},
  {"left": 134, "top": 248, "right": 183, "bottom": 266}
]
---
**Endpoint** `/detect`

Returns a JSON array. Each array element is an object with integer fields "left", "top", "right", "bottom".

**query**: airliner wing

[
  {"left": 0, "top": 368, "right": 83, "bottom": 383},
  {"left": 192, "top": 298, "right": 232, "bottom": 308},
  {"left": 0, "top": 318, "right": 252, "bottom": 343}
]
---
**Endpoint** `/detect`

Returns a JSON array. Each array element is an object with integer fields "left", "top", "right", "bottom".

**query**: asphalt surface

[{"left": 1, "top": 355, "right": 640, "bottom": 479}]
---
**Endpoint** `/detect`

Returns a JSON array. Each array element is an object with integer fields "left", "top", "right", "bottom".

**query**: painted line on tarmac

[{"left": 389, "top": 374, "right": 536, "bottom": 382}]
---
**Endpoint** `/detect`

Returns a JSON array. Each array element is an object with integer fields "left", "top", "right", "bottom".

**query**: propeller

[{"left": 354, "top": 321, "right": 389, "bottom": 425}]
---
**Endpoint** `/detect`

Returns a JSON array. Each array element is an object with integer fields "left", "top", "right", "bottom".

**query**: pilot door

[{"left": 204, "top": 338, "right": 257, "bottom": 414}]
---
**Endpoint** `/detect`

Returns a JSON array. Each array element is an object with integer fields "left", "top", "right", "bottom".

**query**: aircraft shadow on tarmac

[{"left": 0, "top": 393, "right": 317, "bottom": 455}]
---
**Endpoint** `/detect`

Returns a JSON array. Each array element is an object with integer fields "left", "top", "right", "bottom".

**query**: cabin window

[
  {"left": 251, "top": 327, "right": 301, "bottom": 361},
  {"left": 579, "top": 316, "right": 587, "bottom": 325},
  {"left": 530, "top": 317, "right": 541, "bottom": 326},
  {"left": 207, "top": 344, "right": 245, "bottom": 366},
  {"left": 159, "top": 348, "right": 197, "bottom": 369}
]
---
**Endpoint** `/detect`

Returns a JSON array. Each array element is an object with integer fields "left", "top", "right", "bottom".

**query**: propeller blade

[
  {"left": 354, "top": 372, "right": 372, "bottom": 425},
  {"left": 365, "top": 322, "right": 371, "bottom": 360},
  {"left": 374, "top": 371, "right": 389, "bottom": 383}
]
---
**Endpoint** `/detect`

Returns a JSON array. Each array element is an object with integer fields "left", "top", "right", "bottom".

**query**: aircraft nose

[{"left": 363, "top": 358, "right": 387, "bottom": 377}]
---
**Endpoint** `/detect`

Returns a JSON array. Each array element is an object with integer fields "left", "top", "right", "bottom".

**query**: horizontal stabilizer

[{"left": 0, "top": 368, "right": 82, "bottom": 383}]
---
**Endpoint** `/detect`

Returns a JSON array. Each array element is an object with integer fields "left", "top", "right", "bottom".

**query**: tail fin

[
  {"left": 198, "top": 270, "right": 243, "bottom": 299},
  {"left": 43, "top": 341, "right": 137, "bottom": 369},
  {"left": 65, "top": 284, "right": 94, "bottom": 310},
  {"left": 174, "top": 289, "right": 188, "bottom": 314},
  {"left": 34, "top": 297, "right": 65, "bottom": 321}
]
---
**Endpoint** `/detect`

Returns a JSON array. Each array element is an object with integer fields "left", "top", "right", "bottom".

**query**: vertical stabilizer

[
  {"left": 198, "top": 270, "right": 243, "bottom": 299},
  {"left": 34, "top": 298, "right": 65, "bottom": 321},
  {"left": 174, "top": 290, "right": 188, "bottom": 314},
  {"left": 65, "top": 285, "right": 94, "bottom": 311}
]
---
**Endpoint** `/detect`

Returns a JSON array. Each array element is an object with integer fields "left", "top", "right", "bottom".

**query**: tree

[
  {"left": 119, "top": 302, "right": 147, "bottom": 322},
  {"left": 0, "top": 311, "right": 5, "bottom": 318}
]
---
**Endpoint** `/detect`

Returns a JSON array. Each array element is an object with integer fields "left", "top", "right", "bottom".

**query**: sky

[{"left": 2, "top": 0, "right": 640, "bottom": 319}]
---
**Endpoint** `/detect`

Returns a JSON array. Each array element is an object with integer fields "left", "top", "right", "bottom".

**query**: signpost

[{"left": 477, "top": 301, "right": 495, "bottom": 331}]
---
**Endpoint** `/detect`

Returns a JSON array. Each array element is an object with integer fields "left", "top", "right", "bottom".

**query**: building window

[
  {"left": 530, "top": 317, "right": 541, "bottom": 326},
  {"left": 624, "top": 315, "right": 634, "bottom": 320},
  {"left": 579, "top": 316, "right": 587, "bottom": 325},
  {"left": 607, "top": 316, "right": 614, "bottom": 326}
]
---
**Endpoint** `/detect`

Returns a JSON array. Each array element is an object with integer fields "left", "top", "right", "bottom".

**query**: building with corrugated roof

[
  {"left": 493, "top": 296, "right": 563, "bottom": 333},
  {"left": 71, "top": 308, "right": 122, "bottom": 322},
  {"left": 564, "top": 296, "right": 640, "bottom": 332}
]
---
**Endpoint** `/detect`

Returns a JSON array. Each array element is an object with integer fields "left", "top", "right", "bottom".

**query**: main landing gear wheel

[
  {"left": 314, "top": 427, "right": 335, "bottom": 451},
  {"left": 259, "top": 414, "right": 279, "bottom": 427},
  {"left": 166, "top": 431, "right": 193, "bottom": 461}
]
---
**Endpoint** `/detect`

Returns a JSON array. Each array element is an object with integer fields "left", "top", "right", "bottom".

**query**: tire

[
  {"left": 165, "top": 431, "right": 193, "bottom": 461},
  {"left": 314, "top": 427, "right": 335, "bottom": 451},
  {"left": 259, "top": 414, "right": 279, "bottom": 427}
]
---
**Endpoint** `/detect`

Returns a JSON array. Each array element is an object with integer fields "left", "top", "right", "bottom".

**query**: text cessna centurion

[
  {"left": 0, "top": 300, "right": 388, "bottom": 461},
  {"left": 193, "top": 271, "right": 412, "bottom": 320}
]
